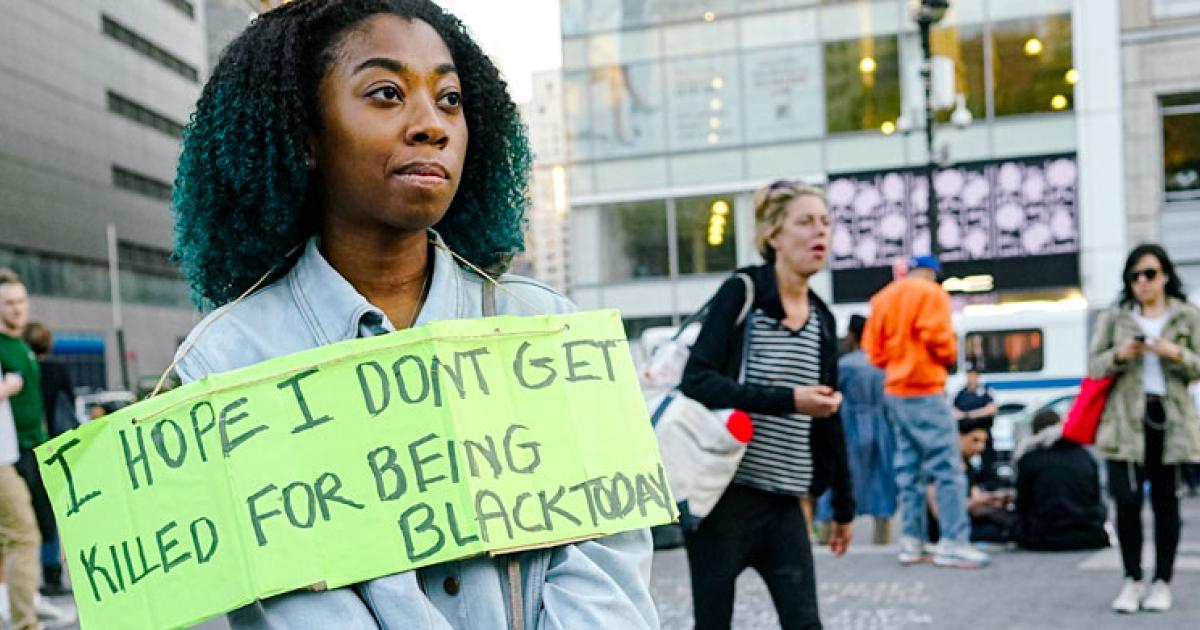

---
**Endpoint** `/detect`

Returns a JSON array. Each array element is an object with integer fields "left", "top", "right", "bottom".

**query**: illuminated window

[
  {"left": 824, "top": 35, "right": 901, "bottom": 133},
  {"left": 930, "top": 25, "right": 986, "bottom": 123},
  {"left": 676, "top": 195, "right": 737, "bottom": 275},
  {"left": 991, "top": 15, "right": 1074, "bottom": 116},
  {"left": 964, "top": 329, "right": 1044, "bottom": 373},
  {"left": 1162, "top": 92, "right": 1200, "bottom": 201}
]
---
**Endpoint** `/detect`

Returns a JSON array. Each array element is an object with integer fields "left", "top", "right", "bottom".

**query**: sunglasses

[{"left": 1126, "top": 268, "right": 1161, "bottom": 283}]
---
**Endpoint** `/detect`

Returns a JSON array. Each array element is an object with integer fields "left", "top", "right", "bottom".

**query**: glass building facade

[{"left": 561, "top": 0, "right": 1121, "bottom": 331}]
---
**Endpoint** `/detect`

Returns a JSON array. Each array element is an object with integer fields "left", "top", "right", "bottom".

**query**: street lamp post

[{"left": 914, "top": 0, "right": 949, "bottom": 258}]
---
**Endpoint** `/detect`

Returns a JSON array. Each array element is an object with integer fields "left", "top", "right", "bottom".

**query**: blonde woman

[{"left": 680, "top": 180, "right": 854, "bottom": 629}]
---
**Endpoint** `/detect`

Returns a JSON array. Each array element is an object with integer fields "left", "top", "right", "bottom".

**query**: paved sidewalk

[{"left": 651, "top": 494, "right": 1200, "bottom": 629}]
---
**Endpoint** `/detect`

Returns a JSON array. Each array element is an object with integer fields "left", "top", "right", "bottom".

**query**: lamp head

[{"left": 914, "top": 0, "right": 950, "bottom": 27}]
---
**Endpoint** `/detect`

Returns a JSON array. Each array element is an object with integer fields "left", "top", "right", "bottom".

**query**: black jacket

[
  {"left": 1014, "top": 426, "right": 1108, "bottom": 551},
  {"left": 680, "top": 265, "right": 855, "bottom": 523}
]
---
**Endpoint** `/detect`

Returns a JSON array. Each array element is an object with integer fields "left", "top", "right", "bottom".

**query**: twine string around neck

[{"left": 149, "top": 238, "right": 543, "bottom": 399}]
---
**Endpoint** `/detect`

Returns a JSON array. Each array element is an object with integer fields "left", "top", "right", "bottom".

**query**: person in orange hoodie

[{"left": 862, "top": 256, "right": 990, "bottom": 570}]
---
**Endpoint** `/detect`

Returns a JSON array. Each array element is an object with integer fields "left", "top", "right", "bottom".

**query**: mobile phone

[{"left": 1134, "top": 334, "right": 1147, "bottom": 343}]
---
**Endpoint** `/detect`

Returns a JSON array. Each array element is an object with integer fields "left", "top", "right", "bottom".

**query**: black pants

[
  {"left": 15, "top": 448, "right": 60, "bottom": 566},
  {"left": 683, "top": 484, "right": 821, "bottom": 630},
  {"left": 1106, "top": 400, "right": 1180, "bottom": 583}
]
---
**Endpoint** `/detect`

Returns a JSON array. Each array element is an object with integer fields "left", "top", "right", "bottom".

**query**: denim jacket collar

[{"left": 286, "top": 229, "right": 463, "bottom": 344}]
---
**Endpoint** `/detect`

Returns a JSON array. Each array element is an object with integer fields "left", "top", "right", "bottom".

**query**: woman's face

[
  {"left": 311, "top": 15, "right": 468, "bottom": 236},
  {"left": 1129, "top": 253, "right": 1168, "bottom": 306},
  {"left": 960, "top": 429, "right": 987, "bottom": 460},
  {"left": 768, "top": 195, "right": 830, "bottom": 277}
]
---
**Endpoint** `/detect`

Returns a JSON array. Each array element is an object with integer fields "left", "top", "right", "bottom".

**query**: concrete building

[
  {"left": 0, "top": 0, "right": 207, "bottom": 391},
  {"left": 1121, "top": 0, "right": 1200, "bottom": 287},
  {"left": 558, "top": 0, "right": 1127, "bottom": 337},
  {"left": 516, "top": 71, "right": 571, "bottom": 293}
]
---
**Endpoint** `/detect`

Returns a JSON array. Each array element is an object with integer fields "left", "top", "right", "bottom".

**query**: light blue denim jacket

[{"left": 174, "top": 234, "right": 658, "bottom": 630}]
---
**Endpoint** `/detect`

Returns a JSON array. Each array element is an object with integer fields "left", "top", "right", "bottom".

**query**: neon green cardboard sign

[{"left": 37, "top": 310, "right": 675, "bottom": 629}]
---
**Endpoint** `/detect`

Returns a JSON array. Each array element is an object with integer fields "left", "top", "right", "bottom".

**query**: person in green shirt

[
  {"left": 0, "top": 269, "right": 76, "bottom": 605},
  {"left": 0, "top": 271, "right": 44, "bottom": 450}
]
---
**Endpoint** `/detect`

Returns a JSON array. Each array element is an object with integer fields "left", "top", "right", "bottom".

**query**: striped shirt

[{"left": 733, "top": 308, "right": 822, "bottom": 496}]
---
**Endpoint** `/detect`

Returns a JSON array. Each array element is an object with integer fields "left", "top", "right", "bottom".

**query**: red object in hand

[{"left": 724, "top": 409, "right": 753, "bottom": 444}]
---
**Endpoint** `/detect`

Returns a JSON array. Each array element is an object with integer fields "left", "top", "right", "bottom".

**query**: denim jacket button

[{"left": 443, "top": 576, "right": 460, "bottom": 595}]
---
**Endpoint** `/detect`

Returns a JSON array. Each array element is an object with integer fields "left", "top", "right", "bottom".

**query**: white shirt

[
  {"left": 1134, "top": 310, "right": 1169, "bottom": 396},
  {"left": 0, "top": 361, "right": 18, "bottom": 465}
]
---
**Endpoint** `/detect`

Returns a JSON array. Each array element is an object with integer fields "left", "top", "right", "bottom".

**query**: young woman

[
  {"left": 679, "top": 181, "right": 854, "bottom": 630},
  {"left": 170, "top": 1, "right": 656, "bottom": 627},
  {"left": 1089, "top": 244, "right": 1200, "bottom": 614}
]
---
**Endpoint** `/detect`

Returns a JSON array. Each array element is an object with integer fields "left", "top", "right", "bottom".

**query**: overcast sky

[{"left": 435, "top": 0, "right": 562, "bottom": 103}]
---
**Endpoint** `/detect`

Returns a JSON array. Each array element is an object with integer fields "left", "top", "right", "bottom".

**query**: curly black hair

[{"left": 173, "top": 0, "right": 531, "bottom": 307}]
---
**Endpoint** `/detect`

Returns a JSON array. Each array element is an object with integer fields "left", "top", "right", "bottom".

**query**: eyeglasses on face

[{"left": 1126, "top": 268, "right": 1161, "bottom": 283}]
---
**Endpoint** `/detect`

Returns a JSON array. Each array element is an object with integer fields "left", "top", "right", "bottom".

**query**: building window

[
  {"left": 0, "top": 246, "right": 188, "bottom": 308},
  {"left": 1154, "top": 0, "right": 1200, "bottom": 19},
  {"left": 1162, "top": 93, "right": 1200, "bottom": 201},
  {"left": 676, "top": 195, "right": 737, "bottom": 275},
  {"left": 601, "top": 200, "right": 669, "bottom": 281},
  {"left": 964, "top": 329, "right": 1044, "bottom": 373},
  {"left": 118, "top": 241, "right": 180, "bottom": 278},
  {"left": 930, "top": 25, "right": 986, "bottom": 123},
  {"left": 112, "top": 166, "right": 173, "bottom": 202},
  {"left": 102, "top": 15, "right": 199, "bottom": 82},
  {"left": 107, "top": 91, "right": 185, "bottom": 138},
  {"left": 991, "top": 15, "right": 1074, "bottom": 117},
  {"left": 162, "top": 0, "right": 195, "bottom": 19},
  {"left": 824, "top": 35, "right": 901, "bottom": 134}
]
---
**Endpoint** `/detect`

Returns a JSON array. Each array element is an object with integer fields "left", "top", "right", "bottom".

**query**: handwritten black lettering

[
  {"left": 398, "top": 503, "right": 444, "bottom": 562},
  {"left": 503, "top": 424, "right": 541, "bottom": 474},
  {"left": 283, "top": 481, "right": 317, "bottom": 529},
  {"left": 408, "top": 433, "right": 446, "bottom": 493},
  {"left": 151, "top": 417, "right": 188, "bottom": 469},
  {"left": 474, "top": 489, "right": 513, "bottom": 543},
  {"left": 462, "top": 436, "right": 501, "bottom": 479},
  {"left": 189, "top": 401, "right": 216, "bottom": 462},
  {"left": 314, "top": 471, "right": 365, "bottom": 518},
  {"left": 220, "top": 397, "right": 266, "bottom": 457},
  {"left": 120, "top": 425, "right": 153, "bottom": 490},
  {"left": 81, "top": 545, "right": 118, "bottom": 603},
  {"left": 356, "top": 361, "right": 391, "bottom": 416},
  {"left": 190, "top": 517, "right": 219, "bottom": 564},
  {"left": 513, "top": 341, "right": 556, "bottom": 389},
  {"left": 392, "top": 355, "right": 430, "bottom": 404},
  {"left": 445, "top": 501, "right": 480, "bottom": 546},
  {"left": 563, "top": 340, "right": 602, "bottom": 383},
  {"left": 512, "top": 492, "right": 545, "bottom": 533},
  {"left": 41, "top": 438, "right": 101, "bottom": 515},
  {"left": 368, "top": 446, "right": 406, "bottom": 500},
  {"left": 278, "top": 368, "right": 333, "bottom": 434},
  {"left": 539, "top": 486, "right": 582, "bottom": 529},
  {"left": 247, "top": 483, "right": 281, "bottom": 546},
  {"left": 156, "top": 520, "right": 192, "bottom": 573}
]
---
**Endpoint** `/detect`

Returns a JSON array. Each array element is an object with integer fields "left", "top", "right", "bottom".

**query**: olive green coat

[{"left": 1088, "top": 298, "right": 1200, "bottom": 464}]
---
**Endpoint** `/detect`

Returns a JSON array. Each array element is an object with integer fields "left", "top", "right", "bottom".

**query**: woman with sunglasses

[
  {"left": 1089, "top": 244, "right": 1200, "bottom": 614},
  {"left": 679, "top": 180, "right": 854, "bottom": 629}
]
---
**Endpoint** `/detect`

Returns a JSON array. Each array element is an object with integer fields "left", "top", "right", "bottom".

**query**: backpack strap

[{"left": 733, "top": 272, "right": 754, "bottom": 327}]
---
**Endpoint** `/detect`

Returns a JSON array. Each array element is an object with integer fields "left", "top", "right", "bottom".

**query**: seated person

[
  {"left": 928, "top": 418, "right": 1016, "bottom": 544},
  {"left": 1013, "top": 410, "right": 1109, "bottom": 551}
]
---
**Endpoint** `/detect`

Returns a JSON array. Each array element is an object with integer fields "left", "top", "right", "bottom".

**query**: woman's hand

[
  {"left": 793, "top": 385, "right": 842, "bottom": 417},
  {"left": 1147, "top": 337, "right": 1184, "bottom": 362},
  {"left": 828, "top": 521, "right": 852, "bottom": 557},
  {"left": 1114, "top": 338, "right": 1143, "bottom": 362}
]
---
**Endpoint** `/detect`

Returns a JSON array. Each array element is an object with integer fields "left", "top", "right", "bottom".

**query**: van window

[{"left": 964, "top": 329, "right": 1044, "bottom": 373}]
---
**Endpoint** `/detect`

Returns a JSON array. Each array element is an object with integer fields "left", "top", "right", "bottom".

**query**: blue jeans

[{"left": 886, "top": 394, "right": 968, "bottom": 543}]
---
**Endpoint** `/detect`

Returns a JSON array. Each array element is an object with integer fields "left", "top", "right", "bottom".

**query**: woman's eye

[
  {"left": 440, "top": 91, "right": 462, "bottom": 108},
  {"left": 368, "top": 86, "right": 402, "bottom": 102}
]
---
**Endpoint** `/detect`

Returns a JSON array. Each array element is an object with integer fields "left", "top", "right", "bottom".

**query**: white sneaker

[
  {"left": 897, "top": 536, "right": 928, "bottom": 565},
  {"left": 1111, "top": 579, "right": 1144, "bottom": 614},
  {"left": 1141, "top": 579, "right": 1171, "bottom": 612},
  {"left": 35, "top": 594, "right": 77, "bottom": 627},
  {"left": 932, "top": 540, "right": 990, "bottom": 569}
]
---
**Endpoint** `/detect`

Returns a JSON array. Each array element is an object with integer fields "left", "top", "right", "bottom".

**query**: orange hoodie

[{"left": 861, "top": 276, "right": 958, "bottom": 397}]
